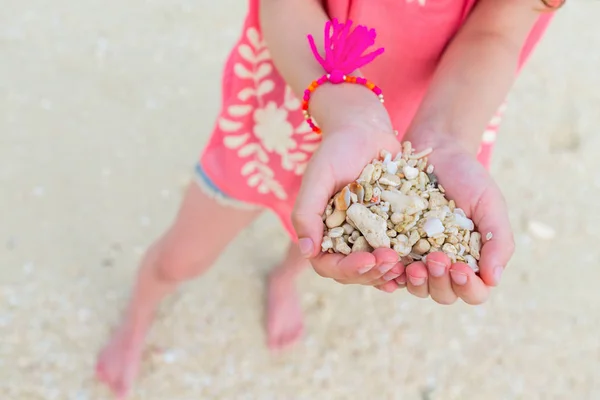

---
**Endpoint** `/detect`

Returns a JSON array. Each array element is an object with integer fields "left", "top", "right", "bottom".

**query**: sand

[{"left": 1, "top": 1, "right": 599, "bottom": 399}]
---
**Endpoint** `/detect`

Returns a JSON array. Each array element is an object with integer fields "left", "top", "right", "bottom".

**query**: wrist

[{"left": 308, "top": 81, "right": 394, "bottom": 136}]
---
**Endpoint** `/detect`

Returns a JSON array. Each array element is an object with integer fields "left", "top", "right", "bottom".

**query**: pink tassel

[{"left": 307, "top": 19, "right": 384, "bottom": 83}]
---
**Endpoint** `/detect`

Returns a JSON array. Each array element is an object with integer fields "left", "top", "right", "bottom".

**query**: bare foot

[
  {"left": 266, "top": 269, "right": 305, "bottom": 350},
  {"left": 96, "top": 322, "right": 147, "bottom": 399}
]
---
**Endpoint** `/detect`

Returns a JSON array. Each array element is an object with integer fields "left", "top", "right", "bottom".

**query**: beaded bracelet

[{"left": 303, "top": 19, "right": 386, "bottom": 134}]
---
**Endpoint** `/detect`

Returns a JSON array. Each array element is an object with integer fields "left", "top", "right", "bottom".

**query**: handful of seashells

[{"left": 320, "top": 141, "right": 486, "bottom": 273}]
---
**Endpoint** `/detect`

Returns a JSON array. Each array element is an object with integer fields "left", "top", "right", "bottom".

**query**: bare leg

[
  {"left": 266, "top": 243, "right": 310, "bottom": 350},
  {"left": 96, "top": 183, "right": 262, "bottom": 399}
]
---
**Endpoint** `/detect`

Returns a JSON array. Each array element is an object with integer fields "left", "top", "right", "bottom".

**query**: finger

[
  {"left": 394, "top": 273, "right": 407, "bottom": 288},
  {"left": 292, "top": 163, "right": 336, "bottom": 259},
  {"left": 375, "top": 280, "right": 400, "bottom": 293},
  {"left": 311, "top": 251, "right": 377, "bottom": 281},
  {"left": 368, "top": 261, "right": 404, "bottom": 286},
  {"left": 405, "top": 262, "right": 429, "bottom": 298},
  {"left": 472, "top": 185, "right": 515, "bottom": 287},
  {"left": 335, "top": 248, "right": 399, "bottom": 285},
  {"left": 425, "top": 252, "right": 457, "bottom": 305},
  {"left": 449, "top": 263, "right": 491, "bottom": 305}
]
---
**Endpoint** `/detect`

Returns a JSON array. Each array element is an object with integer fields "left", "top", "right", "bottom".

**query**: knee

[{"left": 153, "top": 240, "right": 210, "bottom": 283}]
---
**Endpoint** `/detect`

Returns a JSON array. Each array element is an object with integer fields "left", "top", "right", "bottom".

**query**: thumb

[{"left": 292, "top": 164, "right": 335, "bottom": 259}]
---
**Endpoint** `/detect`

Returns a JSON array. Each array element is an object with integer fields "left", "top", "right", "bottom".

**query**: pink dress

[{"left": 198, "top": 0, "right": 552, "bottom": 238}]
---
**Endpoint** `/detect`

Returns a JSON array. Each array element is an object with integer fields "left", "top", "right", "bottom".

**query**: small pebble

[{"left": 320, "top": 142, "right": 484, "bottom": 267}]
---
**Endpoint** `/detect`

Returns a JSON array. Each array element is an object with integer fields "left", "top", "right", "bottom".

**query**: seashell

[
  {"left": 423, "top": 218, "right": 445, "bottom": 237},
  {"left": 321, "top": 236, "right": 333, "bottom": 251},
  {"left": 427, "top": 191, "right": 449, "bottom": 210},
  {"left": 464, "top": 254, "right": 479, "bottom": 272},
  {"left": 406, "top": 195, "right": 428, "bottom": 215},
  {"left": 350, "top": 230, "right": 361, "bottom": 242},
  {"left": 334, "top": 186, "right": 352, "bottom": 211},
  {"left": 363, "top": 183, "right": 373, "bottom": 202},
  {"left": 379, "top": 202, "right": 390, "bottom": 214},
  {"left": 384, "top": 160, "right": 398, "bottom": 175},
  {"left": 351, "top": 236, "right": 373, "bottom": 253},
  {"left": 381, "top": 150, "right": 392, "bottom": 164},
  {"left": 409, "top": 147, "right": 433, "bottom": 159},
  {"left": 400, "top": 180, "right": 412, "bottom": 194},
  {"left": 322, "top": 204, "right": 333, "bottom": 221},
  {"left": 379, "top": 173, "right": 401, "bottom": 187},
  {"left": 371, "top": 186, "right": 382, "bottom": 202},
  {"left": 386, "top": 229, "right": 397, "bottom": 238},
  {"left": 346, "top": 203, "right": 390, "bottom": 248},
  {"left": 333, "top": 237, "right": 352, "bottom": 255},
  {"left": 357, "top": 164, "right": 375, "bottom": 184},
  {"left": 328, "top": 227, "right": 345, "bottom": 238},
  {"left": 393, "top": 235, "right": 411, "bottom": 256},
  {"left": 348, "top": 182, "right": 365, "bottom": 204},
  {"left": 408, "top": 230, "right": 420, "bottom": 246},
  {"left": 412, "top": 238, "right": 431, "bottom": 255},
  {"left": 381, "top": 190, "right": 412, "bottom": 213},
  {"left": 342, "top": 223, "right": 355, "bottom": 235},
  {"left": 486, "top": 232, "right": 493, "bottom": 241},
  {"left": 390, "top": 212, "right": 403, "bottom": 225},
  {"left": 402, "top": 142, "right": 412, "bottom": 157},
  {"left": 326, "top": 209, "right": 347, "bottom": 228},
  {"left": 469, "top": 232, "right": 482, "bottom": 260},
  {"left": 345, "top": 216, "right": 358, "bottom": 230},
  {"left": 453, "top": 212, "right": 475, "bottom": 231},
  {"left": 454, "top": 208, "right": 466, "bottom": 217},
  {"left": 372, "top": 163, "right": 383, "bottom": 182},
  {"left": 402, "top": 165, "right": 419, "bottom": 180},
  {"left": 442, "top": 243, "right": 458, "bottom": 255}
]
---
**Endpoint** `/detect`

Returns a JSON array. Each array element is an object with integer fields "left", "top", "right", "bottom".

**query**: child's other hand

[
  {"left": 292, "top": 120, "right": 405, "bottom": 293},
  {"left": 400, "top": 133, "right": 515, "bottom": 305}
]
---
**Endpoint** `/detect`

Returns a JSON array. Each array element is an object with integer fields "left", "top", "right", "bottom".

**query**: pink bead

[
  {"left": 329, "top": 70, "right": 344, "bottom": 84},
  {"left": 317, "top": 76, "right": 328, "bottom": 84},
  {"left": 357, "top": 77, "right": 367, "bottom": 84},
  {"left": 373, "top": 87, "right": 382, "bottom": 95},
  {"left": 303, "top": 94, "right": 310, "bottom": 101}
]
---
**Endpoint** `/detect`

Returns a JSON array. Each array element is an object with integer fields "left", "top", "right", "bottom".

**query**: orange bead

[{"left": 366, "top": 82, "right": 375, "bottom": 90}]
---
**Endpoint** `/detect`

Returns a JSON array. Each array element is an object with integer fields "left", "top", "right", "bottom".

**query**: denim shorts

[{"left": 193, "top": 162, "right": 259, "bottom": 210}]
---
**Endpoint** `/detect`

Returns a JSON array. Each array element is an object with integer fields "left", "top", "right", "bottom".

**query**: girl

[{"left": 96, "top": 0, "right": 563, "bottom": 397}]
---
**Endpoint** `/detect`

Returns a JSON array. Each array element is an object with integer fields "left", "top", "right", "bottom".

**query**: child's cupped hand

[
  {"left": 293, "top": 119, "right": 515, "bottom": 304},
  {"left": 292, "top": 119, "right": 407, "bottom": 291},
  {"left": 396, "top": 132, "right": 515, "bottom": 305}
]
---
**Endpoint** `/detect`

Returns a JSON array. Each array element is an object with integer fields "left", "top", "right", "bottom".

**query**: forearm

[
  {"left": 407, "top": 0, "right": 543, "bottom": 154},
  {"left": 407, "top": 34, "right": 522, "bottom": 154},
  {"left": 259, "top": 0, "right": 391, "bottom": 133}
]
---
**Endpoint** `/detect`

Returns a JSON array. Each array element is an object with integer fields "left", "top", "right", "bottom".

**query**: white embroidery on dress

[{"left": 218, "top": 27, "right": 320, "bottom": 199}]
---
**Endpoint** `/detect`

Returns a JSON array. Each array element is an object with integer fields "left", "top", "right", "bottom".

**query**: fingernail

[
  {"left": 358, "top": 263, "right": 376, "bottom": 274},
  {"left": 427, "top": 260, "right": 446, "bottom": 277},
  {"left": 396, "top": 273, "right": 407, "bottom": 285},
  {"left": 450, "top": 270, "right": 468, "bottom": 286},
  {"left": 298, "top": 238, "right": 313, "bottom": 258},
  {"left": 378, "top": 262, "right": 395, "bottom": 274},
  {"left": 383, "top": 271, "right": 400, "bottom": 281},
  {"left": 494, "top": 266, "right": 504, "bottom": 285},
  {"left": 408, "top": 275, "right": 426, "bottom": 286}
]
